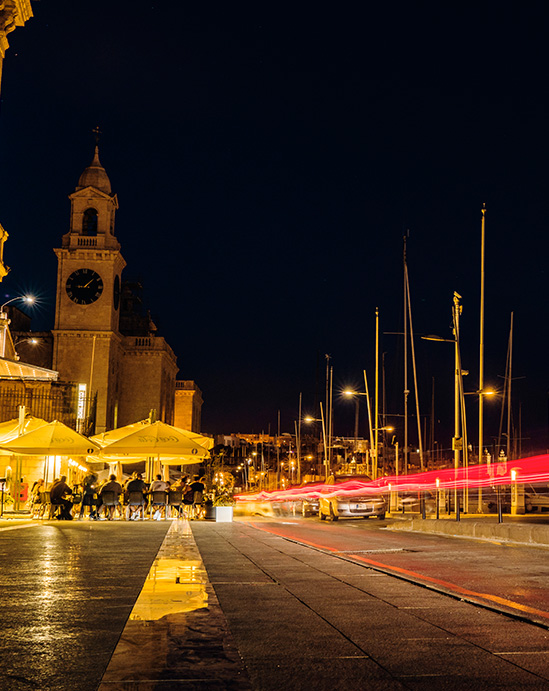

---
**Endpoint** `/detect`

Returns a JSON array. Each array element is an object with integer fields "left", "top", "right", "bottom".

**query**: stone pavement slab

[{"left": 190, "top": 520, "right": 549, "bottom": 690}]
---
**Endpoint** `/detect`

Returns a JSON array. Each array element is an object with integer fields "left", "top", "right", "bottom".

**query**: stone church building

[{"left": 11, "top": 146, "right": 203, "bottom": 434}]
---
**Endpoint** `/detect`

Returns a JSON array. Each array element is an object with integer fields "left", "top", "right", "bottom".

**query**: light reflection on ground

[
  {"left": 128, "top": 519, "right": 208, "bottom": 621},
  {"left": 130, "top": 556, "right": 207, "bottom": 621}
]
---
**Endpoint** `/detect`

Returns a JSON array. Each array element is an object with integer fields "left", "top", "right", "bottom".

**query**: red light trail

[{"left": 236, "top": 454, "right": 549, "bottom": 503}]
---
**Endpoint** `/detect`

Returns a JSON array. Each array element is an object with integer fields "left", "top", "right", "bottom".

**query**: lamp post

[
  {"left": 304, "top": 402, "right": 329, "bottom": 479},
  {"left": 0, "top": 295, "right": 34, "bottom": 357},
  {"left": 343, "top": 390, "right": 371, "bottom": 474},
  {"left": 372, "top": 426, "right": 394, "bottom": 478},
  {"left": 0, "top": 295, "right": 34, "bottom": 314},
  {"left": 422, "top": 292, "right": 466, "bottom": 519}
]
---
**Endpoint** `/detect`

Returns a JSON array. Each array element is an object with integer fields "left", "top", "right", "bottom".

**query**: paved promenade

[
  {"left": 3, "top": 515, "right": 549, "bottom": 690},
  {"left": 101, "top": 518, "right": 549, "bottom": 690}
]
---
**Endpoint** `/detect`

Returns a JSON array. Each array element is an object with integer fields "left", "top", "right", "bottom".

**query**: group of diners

[{"left": 30, "top": 472, "right": 207, "bottom": 521}]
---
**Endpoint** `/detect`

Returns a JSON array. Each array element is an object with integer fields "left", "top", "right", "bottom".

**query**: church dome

[{"left": 77, "top": 146, "right": 112, "bottom": 194}]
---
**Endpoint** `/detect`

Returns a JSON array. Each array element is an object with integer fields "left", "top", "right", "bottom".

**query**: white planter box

[{"left": 215, "top": 506, "right": 234, "bottom": 522}]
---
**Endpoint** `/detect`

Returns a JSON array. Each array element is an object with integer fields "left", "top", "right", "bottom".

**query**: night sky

[{"left": 1, "top": 3, "right": 549, "bottom": 454}]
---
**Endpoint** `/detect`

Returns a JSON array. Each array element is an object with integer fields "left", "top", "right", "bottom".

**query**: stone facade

[
  {"left": 174, "top": 380, "right": 203, "bottom": 432},
  {"left": 119, "top": 336, "right": 178, "bottom": 426},
  {"left": 0, "top": 1, "right": 33, "bottom": 88}
]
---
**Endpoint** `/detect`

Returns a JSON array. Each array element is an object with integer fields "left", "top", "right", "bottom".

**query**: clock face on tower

[{"left": 66, "top": 268, "right": 104, "bottom": 305}]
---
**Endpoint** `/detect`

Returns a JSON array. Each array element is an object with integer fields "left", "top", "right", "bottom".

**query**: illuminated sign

[{"left": 77, "top": 383, "right": 87, "bottom": 420}]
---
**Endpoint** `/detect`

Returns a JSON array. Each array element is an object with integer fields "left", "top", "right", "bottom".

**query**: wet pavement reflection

[{"left": 98, "top": 520, "right": 250, "bottom": 690}]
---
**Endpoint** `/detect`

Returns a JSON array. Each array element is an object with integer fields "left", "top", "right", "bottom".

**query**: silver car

[{"left": 319, "top": 474, "right": 386, "bottom": 520}]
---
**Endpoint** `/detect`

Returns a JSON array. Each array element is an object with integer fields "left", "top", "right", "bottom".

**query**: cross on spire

[{"left": 92, "top": 125, "right": 102, "bottom": 145}]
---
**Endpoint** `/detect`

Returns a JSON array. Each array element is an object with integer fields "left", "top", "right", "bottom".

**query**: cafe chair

[
  {"left": 149, "top": 490, "right": 168, "bottom": 520},
  {"left": 101, "top": 490, "right": 120, "bottom": 520},
  {"left": 126, "top": 491, "right": 146, "bottom": 520},
  {"left": 167, "top": 489, "right": 183, "bottom": 518}
]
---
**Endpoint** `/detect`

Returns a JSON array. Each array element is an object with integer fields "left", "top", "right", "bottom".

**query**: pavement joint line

[
  {"left": 247, "top": 519, "right": 549, "bottom": 633},
  {"left": 496, "top": 651, "right": 549, "bottom": 656},
  {"left": 0, "top": 522, "right": 41, "bottom": 532}
]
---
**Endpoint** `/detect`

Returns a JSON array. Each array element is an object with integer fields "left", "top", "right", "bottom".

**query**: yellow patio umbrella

[
  {"left": 0, "top": 420, "right": 101, "bottom": 456},
  {"left": 95, "top": 420, "right": 210, "bottom": 458},
  {"left": 91, "top": 420, "right": 214, "bottom": 455},
  {"left": 93, "top": 420, "right": 212, "bottom": 481},
  {"left": 0, "top": 415, "right": 50, "bottom": 455}
]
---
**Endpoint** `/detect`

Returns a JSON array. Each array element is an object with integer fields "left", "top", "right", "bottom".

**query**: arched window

[{"left": 82, "top": 208, "right": 98, "bottom": 235}]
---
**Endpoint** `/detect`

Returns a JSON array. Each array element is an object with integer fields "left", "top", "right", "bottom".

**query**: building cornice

[{"left": 0, "top": 1, "right": 33, "bottom": 60}]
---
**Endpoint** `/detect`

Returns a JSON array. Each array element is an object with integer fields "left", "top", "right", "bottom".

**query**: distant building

[{"left": 174, "top": 380, "right": 203, "bottom": 432}]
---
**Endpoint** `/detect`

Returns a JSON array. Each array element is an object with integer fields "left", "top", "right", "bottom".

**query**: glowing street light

[
  {"left": 1, "top": 295, "right": 34, "bottom": 314},
  {"left": 0, "top": 295, "right": 35, "bottom": 358},
  {"left": 303, "top": 402, "right": 329, "bottom": 478}
]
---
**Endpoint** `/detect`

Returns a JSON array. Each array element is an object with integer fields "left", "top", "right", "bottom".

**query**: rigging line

[{"left": 405, "top": 265, "right": 424, "bottom": 471}]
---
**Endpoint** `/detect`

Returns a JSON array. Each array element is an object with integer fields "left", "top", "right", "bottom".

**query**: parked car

[
  {"left": 397, "top": 491, "right": 436, "bottom": 514},
  {"left": 525, "top": 484, "right": 549, "bottom": 513},
  {"left": 272, "top": 481, "right": 321, "bottom": 517},
  {"left": 319, "top": 474, "right": 386, "bottom": 520}
]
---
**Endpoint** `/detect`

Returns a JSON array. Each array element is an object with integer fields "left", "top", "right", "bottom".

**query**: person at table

[
  {"left": 125, "top": 472, "right": 147, "bottom": 495},
  {"left": 100, "top": 474, "right": 123, "bottom": 520},
  {"left": 149, "top": 474, "right": 168, "bottom": 492},
  {"left": 50, "top": 476, "right": 73, "bottom": 520},
  {"left": 125, "top": 472, "right": 148, "bottom": 520}
]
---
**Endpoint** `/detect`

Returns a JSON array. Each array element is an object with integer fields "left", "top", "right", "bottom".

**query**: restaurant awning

[{"left": 0, "top": 357, "right": 58, "bottom": 381}]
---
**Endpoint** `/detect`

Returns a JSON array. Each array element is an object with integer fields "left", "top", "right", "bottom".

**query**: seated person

[
  {"left": 125, "top": 472, "right": 147, "bottom": 520},
  {"left": 100, "top": 474, "right": 123, "bottom": 519},
  {"left": 50, "top": 475, "right": 73, "bottom": 520},
  {"left": 149, "top": 474, "right": 168, "bottom": 492}
]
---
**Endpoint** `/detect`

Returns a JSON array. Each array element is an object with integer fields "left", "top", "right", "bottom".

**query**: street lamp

[
  {"left": 422, "top": 291, "right": 466, "bottom": 519},
  {"left": 12, "top": 336, "right": 39, "bottom": 361},
  {"left": 0, "top": 295, "right": 35, "bottom": 358},
  {"left": 303, "top": 402, "right": 329, "bottom": 479},
  {"left": 344, "top": 386, "right": 375, "bottom": 473},
  {"left": 1, "top": 295, "right": 34, "bottom": 315}
]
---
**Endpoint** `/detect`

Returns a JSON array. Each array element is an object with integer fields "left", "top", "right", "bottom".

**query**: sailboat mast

[
  {"left": 507, "top": 312, "right": 514, "bottom": 460},
  {"left": 403, "top": 235, "right": 409, "bottom": 473},
  {"left": 479, "top": 204, "right": 486, "bottom": 466},
  {"left": 405, "top": 265, "right": 424, "bottom": 471}
]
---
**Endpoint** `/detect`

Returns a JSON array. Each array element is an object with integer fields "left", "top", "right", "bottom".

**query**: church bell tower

[{"left": 52, "top": 145, "right": 126, "bottom": 433}]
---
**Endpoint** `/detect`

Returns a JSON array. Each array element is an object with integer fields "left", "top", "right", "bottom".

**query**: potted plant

[{"left": 213, "top": 492, "right": 235, "bottom": 522}]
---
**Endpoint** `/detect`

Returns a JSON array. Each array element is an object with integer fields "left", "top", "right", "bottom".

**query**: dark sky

[{"left": 1, "top": 2, "right": 549, "bottom": 453}]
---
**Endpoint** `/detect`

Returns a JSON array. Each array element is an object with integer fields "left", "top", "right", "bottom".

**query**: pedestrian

[
  {"left": 80, "top": 472, "right": 101, "bottom": 520},
  {"left": 50, "top": 475, "right": 73, "bottom": 520},
  {"left": 189, "top": 475, "right": 206, "bottom": 520},
  {"left": 181, "top": 475, "right": 194, "bottom": 518},
  {"left": 30, "top": 478, "right": 44, "bottom": 517}
]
